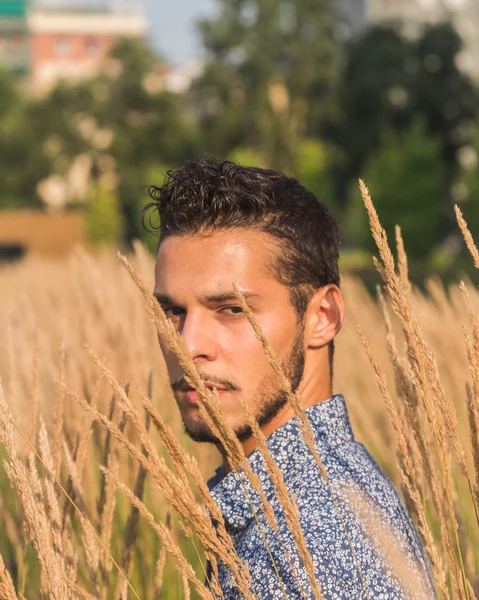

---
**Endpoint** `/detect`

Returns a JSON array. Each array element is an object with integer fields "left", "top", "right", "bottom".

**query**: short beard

[{"left": 182, "top": 319, "right": 305, "bottom": 445}]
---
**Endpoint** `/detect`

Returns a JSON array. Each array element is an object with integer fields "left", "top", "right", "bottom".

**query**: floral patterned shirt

[{"left": 207, "top": 394, "right": 436, "bottom": 599}]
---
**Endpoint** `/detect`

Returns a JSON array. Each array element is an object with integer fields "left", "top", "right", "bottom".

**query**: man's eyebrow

[{"left": 153, "top": 291, "right": 262, "bottom": 305}]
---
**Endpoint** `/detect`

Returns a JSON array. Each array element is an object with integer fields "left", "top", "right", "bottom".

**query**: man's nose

[{"left": 180, "top": 313, "right": 218, "bottom": 361}]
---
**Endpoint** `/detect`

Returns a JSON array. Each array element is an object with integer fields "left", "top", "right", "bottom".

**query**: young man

[{"left": 147, "top": 158, "right": 436, "bottom": 599}]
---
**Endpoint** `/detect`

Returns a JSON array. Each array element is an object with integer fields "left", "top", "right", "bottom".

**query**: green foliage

[
  {"left": 29, "top": 38, "right": 200, "bottom": 244},
  {"left": 334, "top": 25, "right": 411, "bottom": 190},
  {"left": 0, "top": 69, "right": 51, "bottom": 208},
  {"left": 137, "top": 163, "right": 171, "bottom": 254},
  {"left": 348, "top": 121, "right": 447, "bottom": 259},
  {"left": 334, "top": 22, "right": 478, "bottom": 208},
  {"left": 413, "top": 23, "right": 478, "bottom": 174},
  {"left": 294, "top": 138, "right": 336, "bottom": 209},
  {"left": 193, "top": 0, "right": 338, "bottom": 170},
  {"left": 85, "top": 180, "right": 124, "bottom": 246},
  {"left": 228, "top": 147, "right": 267, "bottom": 167},
  {"left": 461, "top": 125, "right": 479, "bottom": 235},
  {"left": 0, "top": 9, "right": 477, "bottom": 265}
]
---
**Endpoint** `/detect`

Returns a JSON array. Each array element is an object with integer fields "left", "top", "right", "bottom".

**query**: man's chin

[
  {"left": 182, "top": 420, "right": 221, "bottom": 444},
  {"left": 182, "top": 418, "right": 253, "bottom": 445}
]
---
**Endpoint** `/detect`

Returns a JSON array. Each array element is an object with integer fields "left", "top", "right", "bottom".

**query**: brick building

[
  {"left": 28, "top": 4, "right": 147, "bottom": 94},
  {"left": 0, "top": 1, "right": 147, "bottom": 93}
]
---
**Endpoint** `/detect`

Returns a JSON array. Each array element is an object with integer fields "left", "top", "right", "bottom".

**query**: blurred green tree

[
  {"left": 0, "top": 69, "right": 51, "bottom": 208},
  {"left": 85, "top": 178, "right": 124, "bottom": 246},
  {"left": 193, "top": 0, "right": 338, "bottom": 173},
  {"left": 412, "top": 23, "right": 478, "bottom": 181},
  {"left": 333, "top": 25, "right": 411, "bottom": 202},
  {"left": 30, "top": 38, "right": 199, "bottom": 245},
  {"left": 347, "top": 120, "right": 447, "bottom": 259},
  {"left": 461, "top": 126, "right": 479, "bottom": 235},
  {"left": 334, "top": 22, "right": 478, "bottom": 211}
]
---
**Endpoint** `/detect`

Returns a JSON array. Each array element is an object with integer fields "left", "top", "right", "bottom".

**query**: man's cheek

[{"left": 157, "top": 333, "right": 171, "bottom": 356}]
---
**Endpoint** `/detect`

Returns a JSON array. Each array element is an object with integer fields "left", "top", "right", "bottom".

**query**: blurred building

[
  {"left": 0, "top": 0, "right": 30, "bottom": 83},
  {"left": 366, "top": 0, "right": 479, "bottom": 80},
  {"left": 28, "top": 3, "right": 147, "bottom": 94},
  {"left": 0, "top": 1, "right": 147, "bottom": 94},
  {"left": 333, "top": 0, "right": 479, "bottom": 80}
]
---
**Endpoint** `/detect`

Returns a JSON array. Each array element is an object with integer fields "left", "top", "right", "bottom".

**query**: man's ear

[{"left": 304, "top": 285, "right": 344, "bottom": 349}]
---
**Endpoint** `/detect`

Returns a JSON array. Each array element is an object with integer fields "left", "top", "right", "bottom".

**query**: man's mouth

[
  {"left": 179, "top": 381, "right": 226, "bottom": 392},
  {"left": 178, "top": 382, "right": 229, "bottom": 404}
]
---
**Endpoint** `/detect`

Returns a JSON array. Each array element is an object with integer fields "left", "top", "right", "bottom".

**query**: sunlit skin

[{"left": 154, "top": 228, "right": 344, "bottom": 466}]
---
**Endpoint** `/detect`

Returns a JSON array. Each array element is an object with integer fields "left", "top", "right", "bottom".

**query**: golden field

[{"left": 0, "top": 191, "right": 478, "bottom": 599}]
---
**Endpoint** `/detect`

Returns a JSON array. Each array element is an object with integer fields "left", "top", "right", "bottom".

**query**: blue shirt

[{"left": 207, "top": 394, "right": 436, "bottom": 599}]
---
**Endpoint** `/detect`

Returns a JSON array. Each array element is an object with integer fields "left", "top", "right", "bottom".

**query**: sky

[
  {"left": 35, "top": 0, "right": 218, "bottom": 65},
  {"left": 144, "top": 0, "right": 217, "bottom": 65}
]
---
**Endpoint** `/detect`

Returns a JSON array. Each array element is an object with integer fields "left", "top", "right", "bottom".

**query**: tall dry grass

[{"left": 0, "top": 187, "right": 478, "bottom": 599}]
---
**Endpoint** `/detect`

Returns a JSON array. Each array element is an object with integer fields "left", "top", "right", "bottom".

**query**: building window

[
  {"left": 86, "top": 36, "right": 101, "bottom": 55},
  {"left": 55, "top": 36, "right": 72, "bottom": 56}
]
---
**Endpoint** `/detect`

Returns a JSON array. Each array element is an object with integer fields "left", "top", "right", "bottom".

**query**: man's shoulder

[
  {"left": 287, "top": 438, "right": 421, "bottom": 545},
  {"left": 288, "top": 437, "right": 401, "bottom": 504},
  {"left": 239, "top": 438, "right": 435, "bottom": 598}
]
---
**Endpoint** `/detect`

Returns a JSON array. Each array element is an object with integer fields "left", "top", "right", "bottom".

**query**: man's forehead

[
  {"left": 154, "top": 231, "right": 283, "bottom": 299},
  {"left": 155, "top": 230, "right": 279, "bottom": 276}
]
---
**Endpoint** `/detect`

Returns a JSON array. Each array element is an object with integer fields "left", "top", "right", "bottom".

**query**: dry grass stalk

[
  {"left": 459, "top": 282, "right": 479, "bottom": 516},
  {"left": 395, "top": 226, "right": 412, "bottom": 300},
  {"left": 62, "top": 437, "right": 100, "bottom": 597},
  {"left": 38, "top": 417, "right": 64, "bottom": 561},
  {"left": 101, "top": 465, "right": 217, "bottom": 600},
  {"left": 27, "top": 327, "right": 39, "bottom": 452},
  {"left": 344, "top": 483, "right": 435, "bottom": 598},
  {"left": 75, "top": 376, "right": 101, "bottom": 483},
  {"left": 2, "top": 372, "right": 141, "bottom": 600},
  {"left": 376, "top": 287, "right": 424, "bottom": 484},
  {"left": 62, "top": 376, "right": 102, "bottom": 533},
  {"left": 376, "top": 287, "right": 442, "bottom": 535},
  {"left": 360, "top": 179, "right": 471, "bottom": 599},
  {"left": 0, "top": 386, "right": 70, "bottom": 599},
  {"left": 465, "top": 383, "right": 479, "bottom": 515},
  {"left": 182, "top": 571, "right": 191, "bottom": 600},
  {"left": 113, "top": 410, "right": 150, "bottom": 594},
  {"left": 100, "top": 401, "right": 127, "bottom": 590},
  {"left": 154, "top": 509, "right": 171, "bottom": 598},
  {"left": 455, "top": 206, "right": 479, "bottom": 270},
  {"left": 52, "top": 341, "right": 66, "bottom": 478},
  {"left": 0, "top": 551, "right": 18, "bottom": 600},
  {"left": 236, "top": 394, "right": 318, "bottom": 598},
  {"left": 3, "top": 382, "right": 81, "bottom": 599},
  {"left": 96, "top": 393, "right": 126, "bottom": 522},
  {"left": 138, "top": 389, "right": 274, "bottom": 598},
  {"left": 5, "top": 318, "right": 18, "bottom": 411},
  {"left": 99, "top": 439, "right": 120, "bottom": 583},
  {"left": 64, "top": 378, "right": 255, "bottom": 599},
  {"left": 357, "top": 326, "right": 448, "bottom": 597}
]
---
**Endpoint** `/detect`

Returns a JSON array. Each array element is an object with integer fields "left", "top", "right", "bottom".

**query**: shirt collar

[{"left": 207, "top": 393, "right": 353, "bottom": 534}]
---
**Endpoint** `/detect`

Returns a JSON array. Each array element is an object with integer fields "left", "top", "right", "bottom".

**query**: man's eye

[
  {"left": 163, "top": 307, "right": 184, "bottom": 318},
  {"left": 221, "top": 306, "right": 243, "bottom": 316}
]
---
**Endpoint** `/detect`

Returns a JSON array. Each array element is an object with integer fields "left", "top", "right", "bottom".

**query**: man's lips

[
  {"left": 177, "top": 382, "right": 229, "bottom": 405},
  {"left": 178, "top": 381, "right": 227, "bottom": 392}
]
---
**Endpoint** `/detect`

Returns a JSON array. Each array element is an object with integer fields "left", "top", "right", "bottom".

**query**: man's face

[{"left": 154, "top": 228, "right": 306, "bottom": 444}]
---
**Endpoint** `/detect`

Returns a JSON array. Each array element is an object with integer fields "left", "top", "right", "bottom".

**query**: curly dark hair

[{"left": 142, "top": 157, "right": 340, "bottom": 373}]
